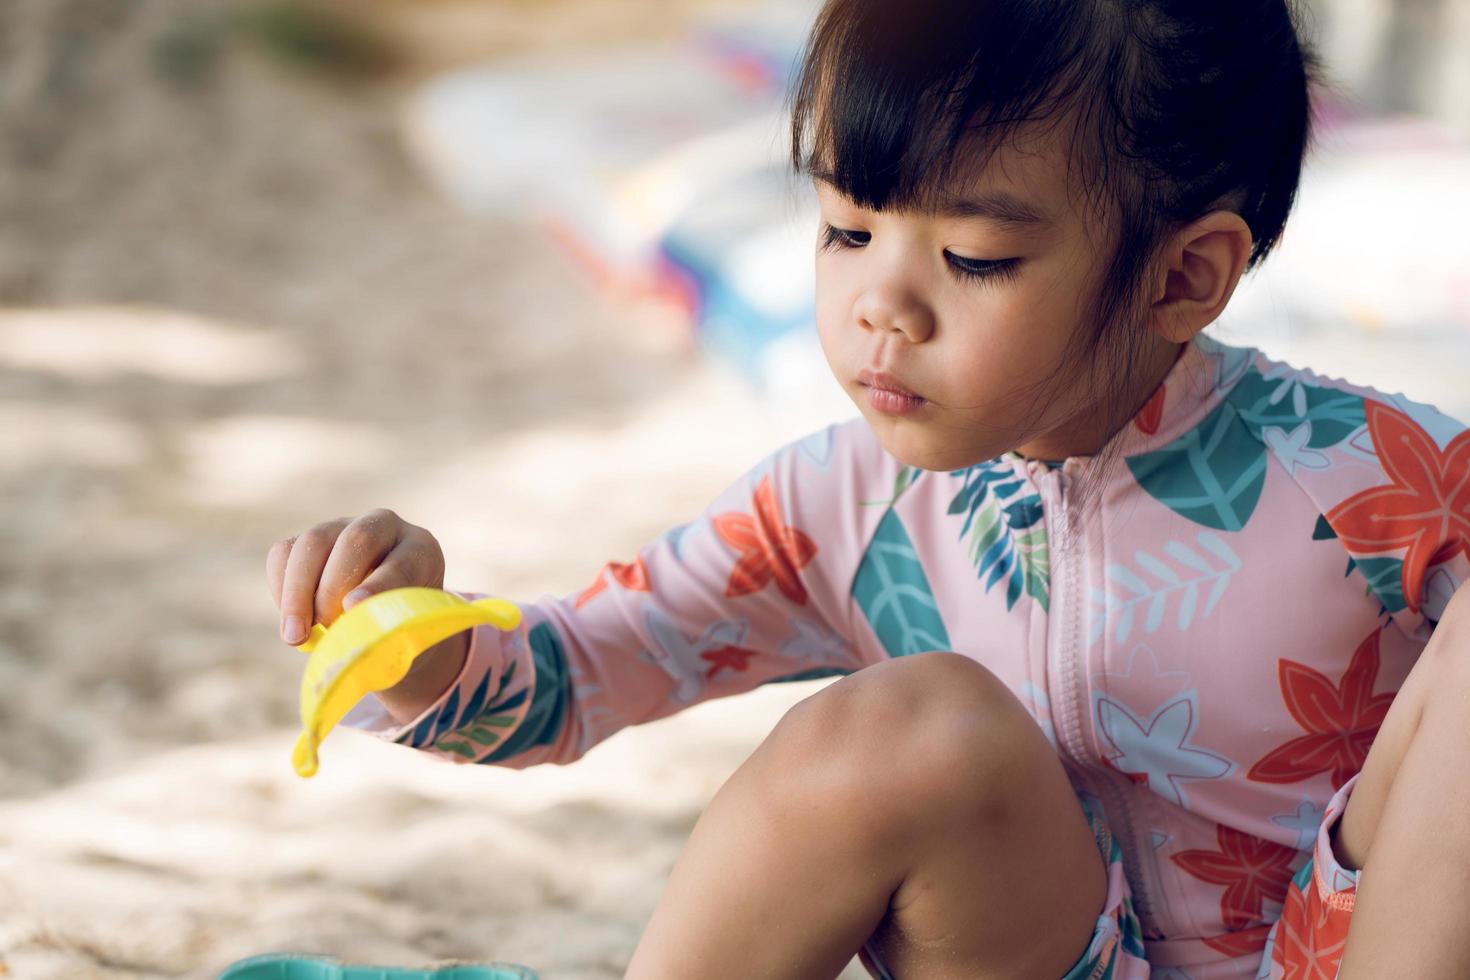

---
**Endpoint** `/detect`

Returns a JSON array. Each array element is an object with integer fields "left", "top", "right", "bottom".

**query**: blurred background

[{"left": 1, "top": 1, "right": 1467, "bottom": 977}]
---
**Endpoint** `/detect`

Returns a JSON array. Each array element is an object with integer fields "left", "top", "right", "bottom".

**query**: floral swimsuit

[{"left": 344, "top": 332, "right": 1470, "bottom": 978}]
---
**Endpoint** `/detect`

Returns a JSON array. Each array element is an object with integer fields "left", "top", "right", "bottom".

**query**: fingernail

[
  {"left": 343, "top": 588, "right": 371, "bottom": 609},
  {"left": 282, "top": 615, "right": 307, "bottom": 645}
]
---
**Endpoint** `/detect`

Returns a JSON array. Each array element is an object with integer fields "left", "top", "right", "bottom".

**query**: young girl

[{"left": 266, "top": 1, "right": 1470, "bottom": 977}]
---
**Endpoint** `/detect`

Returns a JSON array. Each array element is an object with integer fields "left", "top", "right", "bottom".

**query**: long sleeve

[
  {"left": 1265, "top": 385, "right": 1470, "bottom": 643},
  {"left": 340, "top": 421, "right": 899, "bottom": 768}
]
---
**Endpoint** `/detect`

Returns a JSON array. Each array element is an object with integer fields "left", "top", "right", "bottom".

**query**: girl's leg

[
  {"left": 1331, "top": 600, "right": 1470, "bottom": 978},
  {"left": 624, "top": 651, "right": 1108, "bottom": 980}
]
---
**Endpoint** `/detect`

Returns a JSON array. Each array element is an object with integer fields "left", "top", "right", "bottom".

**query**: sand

[
  {"left": 4, "top": 2, "right": 1468, "bottom": 978},
  {"left": 0, "top": 1, "right": 867, "bottom": 977}
]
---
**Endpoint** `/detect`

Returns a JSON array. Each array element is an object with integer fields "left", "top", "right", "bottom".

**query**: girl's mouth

[
  {"left": 858, "top": 369, "right": 920, "bottom": 397},
  {"left": 865, "top": 386, "right": 927, "bottom": 415},
  {"left": 858, "top": 370, "right": 927, "bottom": 415}
]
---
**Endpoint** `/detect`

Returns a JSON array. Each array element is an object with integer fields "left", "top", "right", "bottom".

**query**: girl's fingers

[
  {"left": 343, "top": 532, "right": 444, "bottom": 609},
  {"left": 278, "top": 519, "right": 350, "bottom": 644},
  {"left": 317, "top": 509, "right": 403, "bottom": 623},
  {"left": 266, "top": 535, "right": 296, "bottom": 610}
]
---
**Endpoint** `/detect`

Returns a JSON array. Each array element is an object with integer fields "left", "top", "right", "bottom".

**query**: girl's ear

[{"left": 1148, "top": 211, "right": 1253, "bottom": 343}]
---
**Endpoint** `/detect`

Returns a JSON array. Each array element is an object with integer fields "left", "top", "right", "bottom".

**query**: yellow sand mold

[{"left": 292, "top": 587, "right": 521, "bottom": 777}]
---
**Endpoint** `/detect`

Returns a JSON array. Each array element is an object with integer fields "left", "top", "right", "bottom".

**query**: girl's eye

[
  {"left": 818, "top": 222, "right": 1021, "bottom": 284},
  {"left": 819, "top": 223, "right": 870, "bottom": 251},
  {"left": 947, "top": 253, "right": 1022, "bottom": 284}
]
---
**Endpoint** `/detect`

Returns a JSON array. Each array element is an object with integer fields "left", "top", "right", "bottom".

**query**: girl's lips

[
  {"left": 858, "top": 370, "right": 926, "bottom": 416},
  {"left": 865, "top": 386, "right": 926, "bottom": 415},
  {"left": 858, "top": 369, "right": 921, "bottom": 398}
]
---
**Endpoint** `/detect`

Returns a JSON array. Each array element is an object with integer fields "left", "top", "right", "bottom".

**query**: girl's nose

[{"left": 853, "top": 282, "right": 935, "bottom": 344}]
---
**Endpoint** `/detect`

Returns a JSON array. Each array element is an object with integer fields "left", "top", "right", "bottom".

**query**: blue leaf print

[
  {"left": 1226, "top": 366, "right": 1366, "bottom": 449},
  {"left": 424, "top": 686, "right": 460, "bottom": 745},
  {"left": 947, "top": 459, "right": 1050, "bottom": 612},
  {"left": 863, "top": 464, "right": 923, "bottom": 509},
  {"left": 474, "top": 622, "right": 571, "bottom": 763},
  {"left": 1089, "top": 532, "right": 1241, "bottom": 645},
  {"left": 853, "top": 509, "right": 951, "bottom": 657},
  {"left": 1348, "top": 555, "right": 1406, "bottom": 614},
  {"left": 395, "top": 656, "right": 518, "bottom": 748},
  {"left": 422, "top": 624, "right": 570, "bottom": 763},
  {"left": 1125, "top": 399, "right": 1267, "bottom": 531}
]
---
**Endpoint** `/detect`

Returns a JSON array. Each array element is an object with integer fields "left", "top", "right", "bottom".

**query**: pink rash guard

[{"left": 342, "top": 331, "right": 1470, "bottom": 977}]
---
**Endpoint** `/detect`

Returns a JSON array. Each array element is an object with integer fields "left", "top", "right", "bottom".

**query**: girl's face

[{"left": 814, "top": 123, "right": 1157, "bottom": 472}]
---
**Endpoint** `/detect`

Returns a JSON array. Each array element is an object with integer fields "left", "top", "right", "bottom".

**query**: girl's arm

[{"left": 340, "top": 421, "right": 893, "bottom": 768}]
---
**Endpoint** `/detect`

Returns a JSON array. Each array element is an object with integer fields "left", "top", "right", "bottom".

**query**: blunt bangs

[{"left": 789, "top": 0, "right": 1100, "bottom": 216}]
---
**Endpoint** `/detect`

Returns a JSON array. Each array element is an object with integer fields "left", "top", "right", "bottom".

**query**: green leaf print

[
  {"left": 766, "top": 666, "right": 855, "bottom": 684},
  {"left": 853, "top": 509, "right": 951, "bottom": 657},
  {"left": 947, "top": 460, "right": 1050, "bottom": 612},
  {"left": 1347, "top": 555, "right": 1407, "bottom": 614},
  {"left": 1125, "top": 398, "right": 1267, "bottom": 531},
  {"left": 1226, "top": 367, "right": 1367, "bottom": 448},
  {"left": 429, "top": 623, "right": 571, "bottom": 764},
  {"left": 892, "top": 465, "right": 920, "bottom": 501},
  {"left": 861, "top": 465, "right": 923, "bottom": 509}
]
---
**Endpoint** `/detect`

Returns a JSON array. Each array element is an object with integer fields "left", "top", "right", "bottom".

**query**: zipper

[
  {"left": 1052, "top": 464, "right": 1160, "bottom": 934},
  {"left": 1052, "top": 470, "right": 1087, "bottom": 764}
]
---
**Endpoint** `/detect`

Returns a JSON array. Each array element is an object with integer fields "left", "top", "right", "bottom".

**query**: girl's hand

[{"left": 266, "top": 509, "right": 468, "bottom": 724}]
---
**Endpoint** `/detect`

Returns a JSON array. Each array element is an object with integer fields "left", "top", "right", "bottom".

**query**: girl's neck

[{"left": 1012, "top": 336, "right": 1187, "bottom": 465}]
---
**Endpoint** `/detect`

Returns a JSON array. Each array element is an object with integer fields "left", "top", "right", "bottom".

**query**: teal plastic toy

[{"left": 218, "top": 953, "right": 539, "bottom": 980}]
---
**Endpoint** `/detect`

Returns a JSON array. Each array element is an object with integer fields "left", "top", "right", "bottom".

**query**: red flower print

[
  {"left": 712, "top": 475, "right": 817, "bottom": 605},
  {"left": 575, "top": 557, "right": 652, "bottom": 609},
  {"left": 1325, "top": 399, "right": 1470, "bottom": 613},
  {"left": 1135, "top": 384, "right": 1167, "bottom": 435},
  {"left": 1265, "top": 873, "right": 1353, "bottom": 979},
  {"left": 1248, "top": 628, "right": 1393, "bottom": 789},
  {"left": 700, "top": 644, "right": 758, "bottom": 679},
  {"left": 1172, "top": 825, "right": 1299, "bottom": 930}
]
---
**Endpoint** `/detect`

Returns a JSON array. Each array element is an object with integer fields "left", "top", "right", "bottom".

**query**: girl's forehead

[{"left": 948, "top": 124, "right": 1078, "bottom": 210}]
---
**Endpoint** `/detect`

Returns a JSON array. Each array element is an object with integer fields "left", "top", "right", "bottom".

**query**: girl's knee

[{"left": 769, "top": 651, "right": 1051, "bottom": 818}]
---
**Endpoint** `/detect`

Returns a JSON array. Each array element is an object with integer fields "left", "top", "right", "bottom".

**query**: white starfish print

[
  {"left": 1271, "top": 799, "right": 1326, "bottom": 851},
  {"left": 1262, "top": 422, "right": 1330, "bottom": 475},
  {"left": 1095, "top": 694, "right": 1234, "bottom": 807},
  {"left": 779, "top": 617, "right": 850, "bottom": 665},
  {"left": 639, "top": 608, "right": 750, "bottom": 704}
]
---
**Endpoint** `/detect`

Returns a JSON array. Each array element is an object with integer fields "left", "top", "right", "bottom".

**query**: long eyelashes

[
  {"left": 818, "top": 222, "right": 1022, "bottom": 285},
  {"left": 818, "top": 223, "right": 870, "bottom": 251}
]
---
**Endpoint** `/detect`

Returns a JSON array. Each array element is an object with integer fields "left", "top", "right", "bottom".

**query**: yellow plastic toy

[{"left": 291, "top": 587, "right": 521, "bottom": 778}]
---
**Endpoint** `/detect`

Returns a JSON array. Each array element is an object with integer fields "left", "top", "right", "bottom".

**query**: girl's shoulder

[{"left": 1218, "top": 342, "right": 1468, "bottom": 638}]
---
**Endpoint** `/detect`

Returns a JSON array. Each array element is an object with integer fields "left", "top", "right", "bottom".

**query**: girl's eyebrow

[
  {"left": 927, "top": 188, "right": 1051, "bottom": 228},
  {"left": 809, "top": 170, "right": 1051, "bottom": 230}
]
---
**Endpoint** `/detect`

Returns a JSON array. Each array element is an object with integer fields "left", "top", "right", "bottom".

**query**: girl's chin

[{"left": 867, "top": 422, "right": 1000, "bottom": 473}]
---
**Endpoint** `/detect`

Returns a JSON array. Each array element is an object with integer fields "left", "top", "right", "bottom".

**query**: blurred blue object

[{"left": 398, "top": 1, "right": 826, "bottom": 393}]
